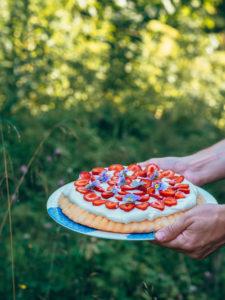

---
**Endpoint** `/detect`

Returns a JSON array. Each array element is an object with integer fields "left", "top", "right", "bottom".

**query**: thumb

[{"left": 155, "top": 215, "right": 189, "bottom": 242}]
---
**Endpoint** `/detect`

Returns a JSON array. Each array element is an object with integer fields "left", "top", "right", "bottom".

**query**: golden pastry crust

[{"left": 58, "top": 194, "right": 205, "bottom": 233}]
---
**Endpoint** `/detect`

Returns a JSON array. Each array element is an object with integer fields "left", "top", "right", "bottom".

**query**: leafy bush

[{"left": 1, "top": 0, "right": 225, "bottom": 299}]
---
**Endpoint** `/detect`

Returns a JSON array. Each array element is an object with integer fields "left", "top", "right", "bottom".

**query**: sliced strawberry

[
  {"left": 138, "top": 170, "right": 147, "bottom": 177},
  {"left": 148, "top": 193, "right": 163, "bottom": 200},
  {"left": 173, "top": 175, "right": 184, "bottom": 183},
  {"left": 135, "top": 202, "right": 149, "bottom": 210},
  {"left": 113, "top": 170, "right": 120, "bottom": 176},
  {"left": 139, "top": 194, "right": 150, "bottom": 202},
  {"left": 74, "top": 179, "right": 89, "bottom": 187},
  {"left": 84, "top": 192, "right": 100, "bottom": 202},
  {"left": 146, "top": 164, "right": 159, "bottom": 175},
  {"left": 92, "top": 167, "right": 105, "bottom": 175},
  {"left": 121, "top": 185, "right": 135, "bottom": 191},
  {"left": 159, "top": 170, "right": 170, "bottom": 177},
  {"left": 133, "top": 190, "right": 145, "bottom": 196},
  {"left": 175, "top": 192, "right": 185, "bottom": 199},
  {"left": 141, "top": 179, "right": 152, "bottom": 188},
  {"left": 160, "top": 189, "right": 175, "bottom": 197},
  {"left": 76, "top": 187, "right": 89, "bottom": 194},
  {"left": 108, "top": 164, "right": 124, "bottom": 171},
  {"left": 173, "top": 184, "right": 189, "bottom": 190},
  {"left": 138, "top": 185, "right": 147, "bottom": 193},
  {"left": 179, "top": 188, "right": 190, "bottom": 194},
  {"left": 119, "top": 203, "right": 135, "bottom": 212},
  {"left": 118, "top": 190, "right": 127, "bottom": 195},
  {"left": 160, "top": 170, "right": 175, "bottom": 178},
  {"left": 94, "top": 185, "right": 105, "bottom": 193},
  {"left": 101, "top": 191, "right": 114, "bottom": 199},
  {"left": 115, "top": 195, "right": 123, "bottom": 201},
  {"left": 179, "top": 183, "right": 189, "bottom": 189},
  {"left": 79, "top": 171, "right": 91, "bottom": 180},
  {"left": 127, "top": 164, "right": 142, "bottom": 173},
  {"left": 129, "top": 174, "right": 138, "bottom": 180},
  {"left": 108, "top": 179, "right": 117, "bottom": 186},
  {"left": 149, "top": 200, "right": 164, "bottom": 210},
  {"left": 125, "top": 178, "right": 132, "bottom": 185},
  {"left": 92, "top": 199, "right": 106, "bottom": 206},
  {"left": 164, "top": 197, "right": 177, "bottom": 206},
  {"left": 105, "top": 201, "right": 118, "bottom": 209},
  {"left": 147, "top": 187, "right": 155, "bottom": 194},
  {"left": 168, "top": 180, "right": 176, "bottom": 186},
  {"left": 111, "top": 175, "right": 119, "bottom": 181}
]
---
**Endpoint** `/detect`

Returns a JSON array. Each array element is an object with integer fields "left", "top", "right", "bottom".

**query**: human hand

[
  {"left": 140, "top": 156, "right": 205, "bottom": 185},
  {"left": 154, "top": 204, "right": 225, "bottom": 259},
  {"left": 140, "top": 140, "right": 225, "bottom": 186}
]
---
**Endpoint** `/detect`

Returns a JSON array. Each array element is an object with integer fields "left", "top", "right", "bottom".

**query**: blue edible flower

[
  {"left": 118, "top": 174, "right": 126, "bottom": 186},
  {"left": 152, "top": 181, "right": 167, "bottom": 191},
  {"left": 123, "top": 193, "right": 140, "bottom": 202},
  {"left": 98, "top": 170, "right": 110, "bottom": 183},
  {"left": 131, "top": 180, "right": 144, "bottom": 188},
  {"left": 86, "top": 181, "right": 99, "bottom": 190},
  {"left": 111, "top": 186, "right": 119, "bottom": 195}
]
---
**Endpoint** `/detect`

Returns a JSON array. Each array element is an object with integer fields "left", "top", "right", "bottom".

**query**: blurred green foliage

[{"left": 1, "top": 0, "right": 225, "bottom": 299}]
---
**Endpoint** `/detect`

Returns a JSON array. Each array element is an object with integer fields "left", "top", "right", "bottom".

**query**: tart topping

[
  {"left": 139, "top": 194, "right": 150, "bottom": 202},
  {"left": 108, "top": 164, "right": 124, "bottom": 171},
  {"left": 76, "top": 187, "right": 89, "bottom": 194},
  {"left": 92, "top": 199, "right": 106, "bottom": 206},
  {"left": 135, "top": 202, "right": 149, "bottom": 210},
  {"left": 105, "top": 201, "right": 118, "bottom": 209},
  {"left": 84, "top": 192, "right": 100, "bottom": 202},
  {"left": 159, "top": 189, "right": 176, "bottom": 197},
  {"left": 119, "top": 203, "right": 135, "bottom": 212},
  {"left": 175, "top": 192, "right": 186, "bottom": 199},
  {"left": 163, "top": 197, "right": 177, "bottom": 206},
  {"left": 74, "top": 164, "right": 190, "bottom": 212},
  {"left": 149, "top": 200, "right": 165, "bottom": 211},
  {"left": 79, "top": 171, "right": 91, "bottom": 180},
  {"left": 101, "top": 191, "right": 114, "bottom": 199},
  {"left": 74, "top": 179, "right": 89, "bottom": 187},
  {"left": 92, "top": 167, "right": 105, "bottom": 175}
]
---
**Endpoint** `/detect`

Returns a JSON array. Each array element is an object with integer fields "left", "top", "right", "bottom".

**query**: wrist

[{"left": 175, "top": 154, "right": 215, "bottom": 186}]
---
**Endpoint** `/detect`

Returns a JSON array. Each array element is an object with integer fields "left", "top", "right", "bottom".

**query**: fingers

[
  {"left": 139, "top": 157, "right": 179, "bottom": 170},
  {"left": 139, "top": 158, "right": 161, "bottom": 167},
  {"left": 153, "top": 234, "right": 186, "bottom": 250},
  {"left": 155, "top": 214, "right": 192, "bottom": 243}
]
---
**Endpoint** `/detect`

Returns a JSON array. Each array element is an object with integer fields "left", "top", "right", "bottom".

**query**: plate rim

[{"left": 47, "top": 182, "right": 217, "bottom": 241}]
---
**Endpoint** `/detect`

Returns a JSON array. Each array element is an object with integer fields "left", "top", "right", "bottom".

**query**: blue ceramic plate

[{"left": 47, "top": 183, "right": 217, "bottom": 241}]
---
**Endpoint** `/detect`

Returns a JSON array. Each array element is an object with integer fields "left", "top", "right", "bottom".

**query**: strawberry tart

[{"left": 59, "top": 164, "right": 205, "bottom": 233}]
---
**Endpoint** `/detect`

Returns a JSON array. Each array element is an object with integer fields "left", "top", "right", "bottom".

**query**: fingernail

[{"left": 155, "top": 231, "right": 165, "bottom": 241}]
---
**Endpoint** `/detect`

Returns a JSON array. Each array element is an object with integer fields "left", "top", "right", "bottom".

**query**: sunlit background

[{"left": 1, "top": 0, "right": 225, "bottom": 299}]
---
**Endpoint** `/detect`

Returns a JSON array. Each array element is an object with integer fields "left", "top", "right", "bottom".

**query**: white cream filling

[{"left": 61, "top": 179, "right": 198, "bottom": 224}]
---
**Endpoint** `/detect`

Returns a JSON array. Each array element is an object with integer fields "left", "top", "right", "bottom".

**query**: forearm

[{"left": 182, "top": 139, "right": 225, "bottom": 185}]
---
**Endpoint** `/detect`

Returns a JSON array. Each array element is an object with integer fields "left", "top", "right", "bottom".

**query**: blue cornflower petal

[
  {"left": 131, "top": 180, "right": 144, "bottom": 188},
  {"left": 86, "top": 181, "right": 98, "bottom": 190},
  {"left": 123, "top": 193, "right": 140, "bottom": 202}
]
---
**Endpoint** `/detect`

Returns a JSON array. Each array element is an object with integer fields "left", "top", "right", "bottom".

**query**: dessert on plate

[{"left": 59, "top": 164, "right": 205, "bottom": 233}]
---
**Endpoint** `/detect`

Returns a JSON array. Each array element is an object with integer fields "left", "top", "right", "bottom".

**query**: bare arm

[
  {"left": 140, "top": 139, "right": 225, "bottom": 186},
  {"left": 140, "top": 139, "right": 225, "bottom": 259}
]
